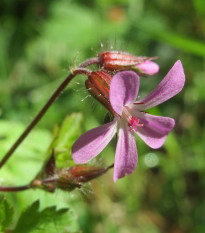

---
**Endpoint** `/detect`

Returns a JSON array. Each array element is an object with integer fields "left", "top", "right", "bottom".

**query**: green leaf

[
  {"left": 52, "top": 113, "right": 83, "bottom": 169},
  {"left": 151, "top": 31, "right": 205, "bottom": 57},
  {"left": 0, "top": 120, "right": 51, "bottom": 185},
  {"left": 54, "top": 113, "right": 83, "bottom": 150},
  {"left": 193, "top": 0, "right": 205, "bottom": 16},
  {"left": 13, "top": 200, "right": 40, "bottom": 233},
  {"left": 136, "top": 13, "right": 205, "bottom": 57},
  {"left": 12, "top": 200, "right": 79, "bottom": 233},
  {"left": 30, "top": 207, "right": 70, "bottom": 233},
  {"left": 0, "top": 196, "right": 14, "bottom": 232},
  {"left": 0, "top": 120, "right": 52, "bottom": 212}
]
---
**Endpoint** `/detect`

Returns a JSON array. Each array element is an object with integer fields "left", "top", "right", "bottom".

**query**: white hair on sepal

[
  {"left": 54, "top": 188, "right": 80, "bottom": 203},
  {"left": 78, "top": 182, "right": 95, "bottom": 200},
  {"left": 80, "top": 94, "right": 91, "bottom": 102}
]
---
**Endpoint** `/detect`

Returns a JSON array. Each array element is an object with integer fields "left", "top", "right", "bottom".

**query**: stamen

[
  {"left": 122, "top": 107, "right": 144, "bottom": 132},
  {"left": 128, "top": 116, "right": 144, "bottom": 132},
  {"left": 133, "top": 102, "right": 145, "bottom": 105}
]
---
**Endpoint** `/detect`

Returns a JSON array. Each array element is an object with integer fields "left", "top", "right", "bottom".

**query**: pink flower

[{"left": 72, "top": 60, "right": 185, "bottom": 182}]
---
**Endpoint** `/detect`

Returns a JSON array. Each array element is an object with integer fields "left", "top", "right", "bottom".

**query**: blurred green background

[{"left": 0, "top": 0, "right": 205, "bottom": 232}]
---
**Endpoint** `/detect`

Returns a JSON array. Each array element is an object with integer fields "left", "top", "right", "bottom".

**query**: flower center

[{"left": 123, "top": 107, "right": 143, "bottom": 132}]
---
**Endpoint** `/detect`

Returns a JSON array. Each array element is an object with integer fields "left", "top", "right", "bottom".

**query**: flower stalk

[
  {"left": 0, "top": 185, "right": 31, "bottom": 192},
  {"left": 0, "top": 59, "right": 98, "bottom": 169},
  {"left": 0, "top": 164, "right": 114, "bottom": 193}
]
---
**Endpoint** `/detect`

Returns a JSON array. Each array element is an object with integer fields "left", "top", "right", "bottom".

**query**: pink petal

[
  {"left": 110, "top": 71, "right": 140, "bottom": 115},
  {"left": 72, "top": 119, "right": 118, "bottom": 164},
  {"left": 135, "top": 61, "right": 159, "bottom": 75},
  {"left": 136, "top": 113, "right": 175, "bottom": 149},
  {"left": 136, "top": 60, "right": 185, "bottom": 110},
  {"left": 113, "top": 123, "right": 138, "bottom": 182}
]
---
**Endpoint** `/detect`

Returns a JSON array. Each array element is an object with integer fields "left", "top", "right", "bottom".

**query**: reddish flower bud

[
  {"left": 69, "top": 164, "right": 112, "bottom": 182},
  {"left": 98, "top": 51, "right": 158, "bottom": 75},
  {"left": 56, "top": 169, "right": 81, "bottom": 191},
  {"left": 85, "top": 70, "right": 115, "bottom": 115},
  {"left": 56, "top": 164, "right": 113, "bottom": 191}
]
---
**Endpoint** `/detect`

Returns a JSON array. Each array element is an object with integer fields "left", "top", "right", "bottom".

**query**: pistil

[{"left": 123, "top": 107, "right": 143, "bottom": 132}]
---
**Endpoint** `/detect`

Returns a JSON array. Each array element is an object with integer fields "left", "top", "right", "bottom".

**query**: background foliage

[{"left": 0, "top": 0, "right": 205, "bottom": 232}]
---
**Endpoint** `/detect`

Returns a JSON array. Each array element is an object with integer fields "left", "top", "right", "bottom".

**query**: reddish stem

[
  {"left": 0, "top": 185, "right": 30, "bottom": 192},
  {"left": 0, "top": 57, "right": 98, "bottom": 169}
]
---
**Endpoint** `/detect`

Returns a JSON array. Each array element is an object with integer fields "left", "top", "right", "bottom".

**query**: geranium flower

[{"left": 72, "top": 60, "right": 185, "bottom": 182}]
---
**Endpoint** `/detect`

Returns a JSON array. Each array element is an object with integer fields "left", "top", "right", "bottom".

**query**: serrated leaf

[
  {"left": 13, "top": 200, "right": 40, "bottom": 233},
  {"left": 12, "top": 200, "right": 79, "bottom": 233},
  {"left": 0, "top": 196, "right": 14, "bottom": 232},
  {"left": 30, "top": 207, "right": 70, "bottom": 233}
]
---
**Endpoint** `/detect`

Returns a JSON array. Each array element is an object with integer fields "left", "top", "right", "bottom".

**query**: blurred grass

[{"left": 0, "top": 0, "right": 205, "bottom": 232}]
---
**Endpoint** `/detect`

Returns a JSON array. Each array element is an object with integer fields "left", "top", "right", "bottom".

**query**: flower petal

[
  {"left": 110, "top": 71, "right": 140, "bottom": 115},
  {"left": 136, "top": 60, "right": 185, "bottom": 110},
  {"left": 72, "top": 119, "right": 118, "bottom": 164},
  {"left": 113, "top": 123, "right": 138, "bottom": 182},
  {"left": 135, "top": 60, "right": 159, "bottom": 75},
  {"left": 136, "top": 113, "right": 175, "bottom": 149}
]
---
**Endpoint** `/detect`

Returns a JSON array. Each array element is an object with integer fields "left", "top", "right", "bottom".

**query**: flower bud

[
  {"left": 85, "top": 70, "right": 115, "bottom": 115},
  {"left": 56, "top": 164, "right": 113, "bottom": 191},
  {"left": 69, "top": 164, "right": 112, "bottom": 182},
  {"left": 56, "top": 169, "right": 81, "bottom": 191},
  {"left": 133, "top": 60, "right": 159, "bottom": 75},
  {"left": 98, "top": 51, "right": 159, "bottom": 75}
]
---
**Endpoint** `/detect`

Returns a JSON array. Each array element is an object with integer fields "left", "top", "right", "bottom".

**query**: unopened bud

[
  {"left": 56, "top": 164, "right": 113, "bottom": 191},
  {"left": 69, "top": 164, "right": 112, "bottom": 182},
  {"left": 56, "top": 169, "right": 81, "bottom": 191},
  {"left": 85, "top": 70, "right": 115, "bottom": 115},
  {"left": 133, "top": 60, "right": 159, "bottom": 75},
  {"left": 98, "top": 51, "right": 159, "bottom": 75}
]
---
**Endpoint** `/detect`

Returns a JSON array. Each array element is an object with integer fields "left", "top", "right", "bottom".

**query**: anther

[{"left": 128, "top": 116, "right": 143, "bottom": 132}]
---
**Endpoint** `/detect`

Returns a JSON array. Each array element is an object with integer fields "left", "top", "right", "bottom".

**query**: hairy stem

[
  {"left": 0, "top": 164, "right": 113, "bottom": 193},
  {"left": 0, "top": 58, "right": 99, "bottom": 169}
]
